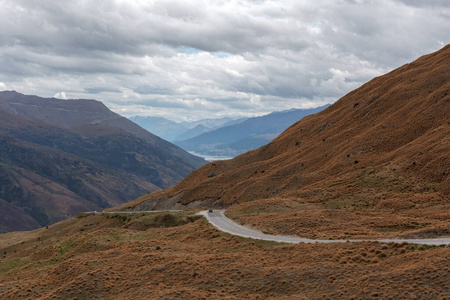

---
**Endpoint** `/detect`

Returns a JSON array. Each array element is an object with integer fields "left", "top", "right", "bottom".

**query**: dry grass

[
  {"left": 119, "top": 46, "right": 450, "bottom": 242},
  {"left": 0, "top": 212, "right": 449, "bottom": 299}
]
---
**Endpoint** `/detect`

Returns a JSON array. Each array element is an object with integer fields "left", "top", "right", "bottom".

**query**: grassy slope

[
  {"left": 120, "top": 45, "right": 450, "bottom": 240},
  {"left": 0, "top": 211, "right": 448, "bottom": 299}
]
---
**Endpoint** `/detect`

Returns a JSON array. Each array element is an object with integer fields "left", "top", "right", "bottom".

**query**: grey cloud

[
  {"left": 394, "top": 0, "right": 450, "bottom": 7},
  {"left": 1, "top": 0, "right": 312, "bottom": 56},
  {"left": 0, "top": 0, "right": 449, "bottom": 121},
  {"left": 84, "top": 87, "right": 121, "bottom": 95},
  {"left": 133, "top": 86, "right": 177, "bottom": 96}
]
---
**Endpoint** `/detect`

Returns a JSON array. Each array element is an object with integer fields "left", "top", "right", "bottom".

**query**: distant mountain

[
  {"left": 129, "top": 116, "right": 185, "bottom": 142},
  {"left": 174, "top": 106, "right": 329, "bottom": 158},
  {"left": 130, "top": 115, "right": 247, "bottom": 142},
  {"left": 0, "top": 91, "right": 205, "bottom": 232},
  {"left": 182, "top": 117, "right": 248, "bottom": 130},
  {"left": 174, "top": 124, "right": 210, "bottom": 141}
]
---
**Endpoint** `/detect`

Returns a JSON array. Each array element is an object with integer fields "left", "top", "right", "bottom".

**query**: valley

[
  {"left": 0, "top": 44, "right": 449, "bottom": 299},
  {"left": 1, "top": 1, "right": 449, "bottom": 298},
  {"left": 119, "top": 45, "right": 450, "bottom": 243},
  {"left": 132, "top": 106, "right": 329, "bottom": 160}
]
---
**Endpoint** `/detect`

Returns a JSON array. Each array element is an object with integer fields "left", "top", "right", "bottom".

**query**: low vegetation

[{"left": 0, "top": 212, "right": 448, "bottom": 299}]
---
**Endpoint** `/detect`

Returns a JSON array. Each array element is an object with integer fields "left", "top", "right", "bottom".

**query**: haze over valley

[{"left": 131, "top": 105, "right": 329, "bottom": 160}]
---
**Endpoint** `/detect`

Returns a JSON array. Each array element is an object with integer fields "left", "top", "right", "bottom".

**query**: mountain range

[
  {"left": 174, "top": 106, "right": 329, "bottom": 158},
  {"left": 129, "top": 115, "right": 247, "bottom": 142},
  {"left": 0, "top": 46, "right": 449, "bottom": 299},
  {"left": 0, "top": 91, "right": 205, "bottom": 232}
]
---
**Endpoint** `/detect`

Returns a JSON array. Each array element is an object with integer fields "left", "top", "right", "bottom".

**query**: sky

[{"left": 0, "top": 0, "right": 449, "bottom": 122}]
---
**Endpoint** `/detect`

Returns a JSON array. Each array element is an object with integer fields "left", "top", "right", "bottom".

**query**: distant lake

[{"left": 188, "top": 151, "right": 235, "bottom": 162}]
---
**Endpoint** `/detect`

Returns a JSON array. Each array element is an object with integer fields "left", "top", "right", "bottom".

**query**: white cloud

[
  {"left": 0, "top": 0, "right": 449, "bottom": 121},
  {"left": 53, "top": 92, "right": 67, "bottom": 99}
]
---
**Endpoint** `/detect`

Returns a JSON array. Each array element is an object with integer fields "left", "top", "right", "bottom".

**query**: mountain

[
  {"left": 129, "top": 115, "right": 248, "bottom": 142},
  {"left": 173, "top": 124, "right": 210, "bottom": 141},
  {"left": 129, "top": 116, "right": 185, "bottom": 142},
  {"left": 0, "top": 111, "right": 157, "bottom": 231},
  {"left": 121, "top": 45, "right": 450, "bottom": 240},
  {"left": 0, "top": 91, "right": 205, "bottom": 168},
  {"left": 0, "top": 46, "right": 449, "bottom": 300},
  {"left": 0, "top": 197, "right": 40, "bottom": 232},
  {"left": 0, "top": 92, "right": 205, "bottom": 232},
  {"left": 174, "top": 106, "right": 329, "bottom": 158}
]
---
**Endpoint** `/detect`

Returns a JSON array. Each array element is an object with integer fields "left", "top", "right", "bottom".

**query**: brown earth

[
  {"left": 0, "top": 211, "right": 448, "bottom": 299},
  {"left": 120, "top": 45, "right": 450, "bottom": 240}
]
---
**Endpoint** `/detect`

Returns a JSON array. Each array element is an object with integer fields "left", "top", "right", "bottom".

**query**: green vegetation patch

[
  {"left": 126, "top": 212, "right": 201, "bottom": 229},
  {"left": 58, "top": 240, "right": 74, "bottom": 257},
  {"left": 0, "top": 259, "right": 29, "bottom": 274},
  {"left": 92, "top": 211, "right": 203, "bottom": 231},
  {"left": 109, "top": 233, "right": 120, "bottom": 241}
]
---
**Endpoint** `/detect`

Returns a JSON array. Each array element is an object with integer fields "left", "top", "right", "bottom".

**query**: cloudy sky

[{"left": 0, "top": 0, "right": 449, "bottom": 121}]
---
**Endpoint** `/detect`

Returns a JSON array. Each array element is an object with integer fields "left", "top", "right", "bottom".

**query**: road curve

[{"left": 199, "top": 210, "right": 450, "bottom": 246}]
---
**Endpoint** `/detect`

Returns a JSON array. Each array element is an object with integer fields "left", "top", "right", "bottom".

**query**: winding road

[{"left": 199, "top": 210, "right": 450, "bottom": 246}]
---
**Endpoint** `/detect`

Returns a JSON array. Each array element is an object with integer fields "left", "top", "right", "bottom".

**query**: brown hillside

[
  {"left": 0, "top": 211, "right": 448, "bottom": 299},
  {"left": 122, "top": 45, "right": 450, "bottom": 239}
]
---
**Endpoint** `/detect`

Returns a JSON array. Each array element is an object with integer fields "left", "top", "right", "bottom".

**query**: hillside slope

[
  {"left": 0, "top": 111, "right": 164, "bottom": 232},
  {"left": 0, "top": 91, "right": 205, "bottom": 169},
  {"left": 0, "top": 210, "right": 448, "bottom": 299},
  {"left": 122, "top": 45, "right": 450, "bottom": 239},
  {"left": 0, "top": 93, "right": 204, "bottom": 232}
]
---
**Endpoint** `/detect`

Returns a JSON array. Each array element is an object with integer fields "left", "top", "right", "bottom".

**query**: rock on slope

[{"left": 122, "top": 45, "right": 450, "bottom": 239}]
